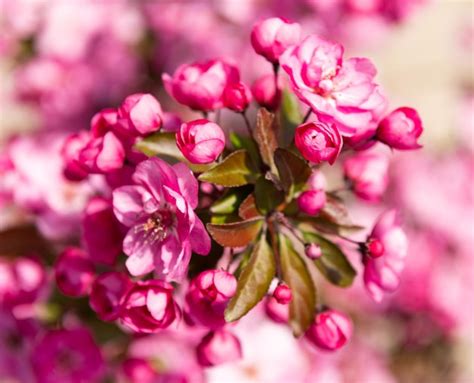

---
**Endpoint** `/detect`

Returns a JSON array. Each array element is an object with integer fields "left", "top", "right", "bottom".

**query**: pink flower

[
  {"left": 89, "top": 271, "right": 132, "bottom": 322},
  {"left": 305, "top": 309, "right": 352, "bottom": 351},
  {"left": 307, "top": 169, "right": 327, "bottom": 191},
  {"left": 250, "top": 17, "right": 301, "bottom": 63},
  {"left": 54, "top": 247, "right": 95, "bottom": 297},
  {"left": 297, "top": 189, "right": 326, "bottom": 215},
  {"left": 61, "top": 131, "right": 90, "bottom": 181},
  {"left": 163, "top": 59, "right": 239, "bottom": 111},
  {"left": 377, "top": 107, "right": 423, "bottom": 149},
  {"left": 176, "top": 119, "right": 226, "bottom": 164},
  {"left": 31, "top": 327, "right": 105, "bottom": 383},
  {"left": 112, "top": 157, "right": 211, "bottom": 280},
  {"left": 121, "top": 358, "right": 157, "bottom": 383},
  {"left": 185, "top": 269, "right": 237, "bottom": 329},
  {"left": 251, "top": 74, "right": 282, "bottom": 111},
  {"left": 196, "top": 329, "right": 242, "bottom": 367},
  {"left": 117, "top": 93, "right": 163, "bottom": 136},
  {"left": 119, "top": 280, "right": 178, "bottom": 333},
  {"left": 223, "top": 81, "right": 252, "bottom": 112},
  {"left": 363, "top": 209, "right": 408, "bottom": 302},
  {"left": 82, "top": 197, "right": 124, "bottom": 266},
  {"left": 280, "top": 35, "right": 387, "bottom": 136},
  {"left": 305, "top": 243, "right": 322, "bottom": 260},
  {"left": 265, "top": 295, "right": 289, "bottom": 323},
  {"left": 294, "top": 121, "right": 342, "bottom": 164},
  {"left": 273, "top": 284, "right": 292, "bottom": 304},
  {"left": 343, "top": 150, "right": 389, "bottom": 202}
]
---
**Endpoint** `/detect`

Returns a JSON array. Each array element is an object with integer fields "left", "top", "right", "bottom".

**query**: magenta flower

[
  {"left": 176, "top": 119, "right": 226, "bottom": 164},
  {"left": 54, "top": 247, "right": 95, "bottom": 297},
  {"left": 305, "top": 243, "right": 322, "bottom": 260},
  {"left": 117, "top": 93, "right": 163, "bottom": 136},
  {"left": 112, "top": 157, "right": 210, "bottom": 280},
  {"left": 280, "top": 35, "right": 387, "bottom": 136},
  {"left": 363, "top": 209, "right": 408, "bottom": 302},
  {"left": 305, "top": 309, "right": 353, "bottom": 351},
  {"left": 297, "top": 189, "right": 327, "bottom": 216},
  {"left": 294, "top": 121, "right": 342, "bottom": 164},
  {"left": 31, "top": 327, "right": 105, "bottom": 383},
  {"left": 223, "top": 81, "right": 253, "bottom": 112},
  {"left": 196, "top": 329, "right": 242, "bottom": 367},
  {"left": 273, "top": 284, "right": 292, "bottom": 304},
  {"left": 251, "top": 73, "right": 282, "bottom": 111},
  {"left": 185, "top": 269, "right": 237, "bottom": 329},
  {"left": 377, "top": 107, "right": 423, "bottom": 149},
  {"left": 162, "top": 59, "right": 239, "bottom": 111},
  {"left": 251, "top": 17, "right": 301, "bottom": 63},
  {"left": 343, "top": 150, "right": 389, "bottom": 202},
  {"left": 119, "top": 280, "right": 178, "bottom": 333}
]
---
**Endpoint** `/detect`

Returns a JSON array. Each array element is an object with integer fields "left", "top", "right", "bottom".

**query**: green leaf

[
  {"left": 225, "top": 233, "right": 275, "bottom": 322},
  {"left": 279, "top": 234, "right": 316, "bottom": 337},
  {"left": 210, "top": 214, "right": 241, "bottom": 224},
  {"left": 274, "top": 148, "right": 311, "bottom": 199},
  {"left": 198, "top": 150, "right": 258, "bottom": 187},
  {"left": 254, "top": 176, "right": 285, "bottom": 214},
  {"left": 301, "top": 215, "right": 364, "bottom": 236},
  {"left": 229, "top": 132, "right": 262, "bottom": 168},
  {"left": 302, "top": 231, "right": 356, "bottom": 287},
  {"left": 207, "top": 217, "right": 264, "bottom": 247},
  {"left": 135, "top": 132, "right": 212, "bottom": 172},
  {"left": 254, "top": 108, "right": 279, "bottom": 174},
  {"left": 210, "top": 188, "right": 250, "bottom": 215},
  {"left": 281, "top": 89, "right": 302, "bottom": 124}
]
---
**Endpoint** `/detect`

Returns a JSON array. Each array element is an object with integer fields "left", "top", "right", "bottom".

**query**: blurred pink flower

[
  {"left": 377, "top": 107, "right": 423, "bottom": 150},
  {"left": 223, "top": 81, "right": 253, "bottom": 112},
  {"left": 305, "top": 309, "right": 353, "bottom": 351},
  {"left": 197, "top": 329, "right": 242, "bottom": 367},
  {"left": 297, "top": 189, "right": 327, "bottom": 215},
  {"left": 54, "top": 247, "right": 95, "bottom": 297},
  {"left": 117, "top": 93, "right": 163, "bottom": 136}
]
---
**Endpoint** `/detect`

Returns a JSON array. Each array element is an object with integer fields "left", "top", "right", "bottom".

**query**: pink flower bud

[
  {"left": 78, "top": 131, "right": 126, "bottom": 174},
  {"left": 61, "top": 131, "right": 90, "bottom": 181},
  {"left": 251, "top": 17, "right": 301, "bottom": 63},
  {"left": 376, "top": 107, "right": 423, "bottom": 150},
  {"left": 223, "top": 82, "right": 252, "bottom": 112},
  {"left": 196, "top": 329, "right": 242, "bottom": 367},
  {"left": 297, "top": 189, "right": 326, "bottom": 216},
  {"left": 54, "top": 247, "right": 95, "bottom": 297},
  {"left": 163, "top": 59, "right": 239, "bottom": 111},
  {"left": 121, "top": 358, "right": 157, "bottom": 383},
  {"left": 343, "top": 151, "right": 389, "bottom": 202},
  {"left": 176, "top": 119, "right": 226, "bottom": 164},
  {"left": 185, "top": 269, "right": 237, "bottom": 329},
  {"left": 90, "top": 108, "right": 118, "bottom": 137},
  {"left": 118, "top": 93, "right": 163, "bottom": 136},
  {"left": 89, "top": 272, "right": 132, "bottom": 322},
  {"left": 82, "top": 197, "right": 124, "bottom": 266},
  {"left": 305, "top": 309, "right": 352, "bottom": 351},
  {"left": 273, "top": 284, "right": 292, "bottom": 304},
  {"left": 120, "top": 280, "right": 178, "bottom": 333},
  {"left": 307, "top": 170, "right": 327, "bottom": 191},
  {"left": 305, "top": 243, "right": 322, "bottom": 260},
  {"left": 366, "top": 237, "right": 385, "bottom": 258},
  {"left": 251, "top": 74, "right": 282, "bottom": 111},
  {"left": 265, "top": 295, "right": 289, "bottom": 323},
  {"left": 294, "top": 121, "right": 342, "bottom": 164}
]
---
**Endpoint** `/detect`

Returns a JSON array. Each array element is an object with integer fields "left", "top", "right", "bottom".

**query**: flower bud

[
  {"left": 176, "top": 119, "right": 226, "bottom": 164},
  {"left": 196, "top": 329, "right": 242, "bottom": 367},
  {"left": 297, "top": 189, "right": 326, "bottom": 216},
  {"left": 223, "top": 82, "right": 252, "bottom": 112},
  {"left": 250, "top": 17, "right": 301, "bottom": 63},
  {"left": 54, "top": 247, "right": 95, "bottom": 297},
  {"left": 78, "top": 131, "right": 126, "bottom": 174},
  {"left": 366, "top": 237, "right": 385, "bottom": 258},
  {"left": 273, "top": 284, "right": 292, "bottom": 304},
  {"left": 305, "top": 243, "right": 322, "bottom": 260},
  {"left": 251, "top": 74, "right": 282, "bottom": 111},
  {"left": 121, "top": 358, "right": 157, "bottom": 383},
  {"left": 294, "top": 121, "right": 342, "bottom": 164},
  {"left": 265, "top": 295, "right": 289, "bottom": 323},
  {"left": 90, "top": 108, "right": 118, "bottom": 137},
  {"left": 185, "top": 269, "right": 237, "bottom": 329},
  {"left": 61, "top": 131, "right": 90, "bottom": 181},
  {"left": 89, "top": 271, "right": 132, "bottom": 322},
  {"left": 376, "top": 107, "right": 423, "bottom": 150},
  {"left": 305, "top": 309, "right": 352, "bottom": 351},
  {"left": 307, "top": 170, "right": 327, "bottom": 191},
  {"left": 120, "top": 280, "right": 178, "bottom": 333},
  {"left": 118, "top": 93, "right": 163, "bottom": 136}
]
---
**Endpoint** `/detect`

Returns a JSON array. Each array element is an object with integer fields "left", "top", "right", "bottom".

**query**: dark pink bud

[
  {"left": 376, "top": 107, "right": 423, "bottom": 150},
  {"left": 120, "top": 280, "right": 178, "bottom": 333},
  {"left": 185, "top": 269, "right": 237, "bottom": 329},
  {"left": 61, "top": 131, "right": 90, "bottom": 181},
  {"left": 250, "top": 17, "right": 301, "bottom": 63},
  {"left": 223, "top": 82, "right": 252, "bottom": 112},
  {"left": 265, "top": 295, "right": 289, "bottom": 323},
  {"left": 305, "top": 243, "right": 322, "bottom": 260},
  {"left": 196, "top": 329, "right": 242, "bottom": 367},
  {"left": 251, "top": 74, "right": 282, "bottom": 111},
  {"left": 297, "top": 189, "right": 326, "bottom": 216},
  {"left": 366, "top": 237, "right": 385, "bottom": 258},
  {"left": 121, "top": 358, "right": 157, "bottom": 383},
  {"left": 273, "top": 284, "right": 292, "bottom": 304},
  {"left": 54, "top": 247, "right": 95, "bottom": 297},
  {"left": 118, "top": 93, "right": 163, "bottom": 136},
  {"left": 305, "top": 309, "right": 352, "bottom": 351},
  {"left": 90, "top": 108, "right": 118, "bottom": 137},
  {"left": 295, "top": 121, "right": 342, "bottom": 164},
  {"left": 89, "top": 271, "right": 132, "bottom": 322}
]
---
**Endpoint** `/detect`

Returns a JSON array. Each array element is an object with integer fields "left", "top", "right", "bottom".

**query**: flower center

[{"left": 136, "top": 209, "right": 174, "bottom": 243}]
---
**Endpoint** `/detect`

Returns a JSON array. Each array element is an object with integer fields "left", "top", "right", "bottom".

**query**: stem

[
  {"left": 272, "top": 62, "right": 280, "bottom": 92},
  {"left": 275, "top": 213, "right": 307, "bottom": 246},
  {"left": 241, "top": 111, "right": 253, "bottom": 138},
  {"left": 302, "top": 108, "right": 312, "bottom": 124},
  {"left": 337, "top": 234, "right": 362, "bottom": 245}
]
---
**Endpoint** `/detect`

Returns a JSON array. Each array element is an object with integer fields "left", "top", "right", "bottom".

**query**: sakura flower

[
  {"left": 112, "top": 157, "right": 211, "bottom": 280},
  {"left": 363, "top": 209, "right": 408, "bottom": 302},
  {"left": 280, "top": 35, "right": 387, "bottom": 136}
]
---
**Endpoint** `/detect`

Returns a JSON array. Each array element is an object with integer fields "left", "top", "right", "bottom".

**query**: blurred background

[{"left": 0, "top": 1, "right": 473, "bottom": 382}]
